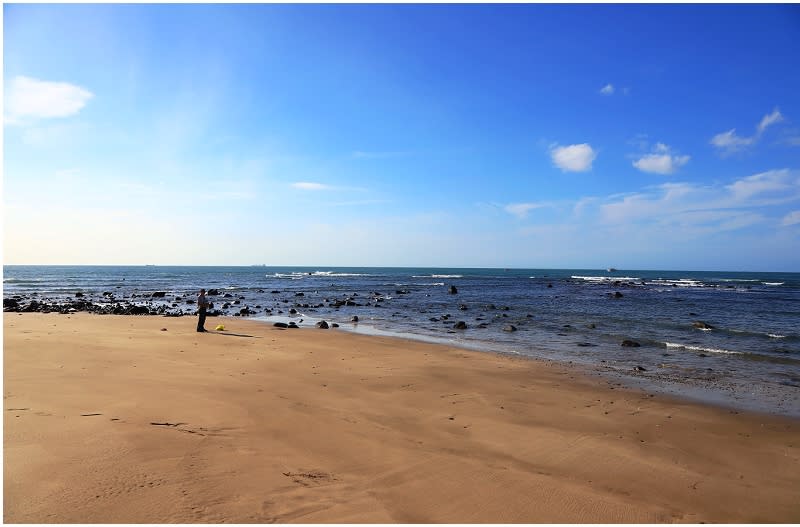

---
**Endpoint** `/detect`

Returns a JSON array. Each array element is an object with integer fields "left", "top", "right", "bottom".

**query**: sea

[{"left": 4, "top": 265, "right": 800, "bottom": 417}]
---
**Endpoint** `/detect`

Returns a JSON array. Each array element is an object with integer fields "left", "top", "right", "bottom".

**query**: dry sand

[{"left": 4, "top": 313, "right": 800, "bottom": 523}]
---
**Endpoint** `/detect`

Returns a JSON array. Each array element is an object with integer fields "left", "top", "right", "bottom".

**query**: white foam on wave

[
  {"left": 311, "top": 271, "right": 372, "bottom": 277},
  {"left": 271, "top": 273, "right": 305, "bottom": 280},
  {"left": 647, "top": 279, "right": 705, "bottom": 288},
  {"left": 714, "top": 278, "right": 759, "bottom": 282},
  {"left": 768, "top": 333, "right": 786, "bottom": 339},
  {"left": 412, "top": 274, "right": 463, "bottom": 279},
  {"left": 664, "top": 342, "right": 743, "bottom": 355},
  {"left": 571, "top": 275, "right": 640, "bottom": 282},
  {"left": 762, "top": 282, "right": 784, "bottom": 286}
]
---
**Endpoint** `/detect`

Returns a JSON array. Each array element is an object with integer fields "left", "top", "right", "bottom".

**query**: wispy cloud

[
  {"left": 711, "top": 108, "right": 785, "bottom": 155},
  {"left": 757, "top": 108, "right": 784, "bottom": 134},
  {"left": 632, "top": 142, "right": 690, "bottom": 175},
  {"left": 782, "top": 210, "right": 800, "bottom": 226},
  {"left": 599, "top": 83, "right": 614, "bottom": 96},
  {"left": 550, "top": 143, "right": 597, "bottom": 172},
  {"left": 599, "top": 169, "right": 800, "bottom": 231},
  {"left": 5, "top": 76, "right": 93, "bottom": 124},
  {"left": 504, "top": 202, "right": 546, "bottom": 219}
]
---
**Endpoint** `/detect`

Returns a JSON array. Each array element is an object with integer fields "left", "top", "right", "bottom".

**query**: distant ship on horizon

[{"left": 607, "top": 267, "right": 617, "bottom": 272}]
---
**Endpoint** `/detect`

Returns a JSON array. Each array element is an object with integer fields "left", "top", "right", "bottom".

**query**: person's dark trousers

[{"left": 197, "top": 307, "right": 207, "bottom": 332}]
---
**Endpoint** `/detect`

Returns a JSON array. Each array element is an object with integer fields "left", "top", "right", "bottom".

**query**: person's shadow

[{"left": 210, "top": 331, "right": 259, "bottom": 338}]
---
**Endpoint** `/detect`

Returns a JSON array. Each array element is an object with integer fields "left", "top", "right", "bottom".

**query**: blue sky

[{"left": 3, "top": 4, "right": 800, "bottom": 270}]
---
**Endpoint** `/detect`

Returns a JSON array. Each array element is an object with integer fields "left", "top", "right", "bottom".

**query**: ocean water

[{"left": 4, "top": 265, "right": 800, "bottom": 416}]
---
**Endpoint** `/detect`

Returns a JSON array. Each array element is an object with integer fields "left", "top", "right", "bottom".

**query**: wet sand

[{"left": 4, "top": 313, "right": 800, "bottom": 523}]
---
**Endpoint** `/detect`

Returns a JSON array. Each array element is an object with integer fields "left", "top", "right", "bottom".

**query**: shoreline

[{"left": 5, "top": 312, "right": 800, "bottom": 523}]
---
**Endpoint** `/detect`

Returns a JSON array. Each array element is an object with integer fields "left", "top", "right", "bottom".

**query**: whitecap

[
  {"left": 664, "top": 342, "right": 743, "bottom": 355},
  {"left": 768, "top": 334, "right": 786, "bottom": 339},
  {"left": 762, "top": 282, "right": 784, "bottom": 286},
  {"left": 571, "top": 275, "right": 640, "bottom": 282}
]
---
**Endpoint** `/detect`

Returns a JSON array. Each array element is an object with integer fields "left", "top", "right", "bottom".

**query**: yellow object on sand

[{"left": 215, "top": 324, "right": 225, "bottom": 331}]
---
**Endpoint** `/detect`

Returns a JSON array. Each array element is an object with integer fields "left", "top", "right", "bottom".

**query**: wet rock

[
  {"left": 287, "top": 322, "right": 299, "bottom": 329},
  {"left": 693, "top": 321, "right": 714, "bottom": 330},
  {"left": 316, "top": 320, "right": 329, "bottom": 329},
  {"left": 621, "top": 340, "right": 641, "bottom": 347},
  {"left": 351, "top": 316, "right": 359, "bottom": 322},
  {"left": 273, "top": 322, "right": 289, "bottom": 328},
  {"left": 449, "top": 285, "right": 458, "bottom": 294},
  {"left": 75, "top": 292, "right": 84, "bottom": 297},
  {"left": 22, "top": 301, "right": 41, "bottom": 312},
  {"left": 395, "top": 289, "right": 410, "bottom": 295},
  {"left": 206, "top": 289, "right": 220, "bottom": 296},
  {"left": 102, "top": 291, "right": 113, "bottom": 297},
  {"left": 128, "top": 305, "right": 150, "bottom": 315},
  {"left": 295, "top": 292, "right": 304, "bottom": 297},
  {"left": 576, "top": 342, "right": 597, "bottom": 347},
  {"left": 459, "top": 304, "right": 468, "bottom": 310},
  {"left": 613, "top": 291, "right": 623, "bottom": 298},
  {"left": 233, "top": 300, "right": 241, "bottom": 305},
  {"left": 224, "top": 293, "right": 233, "bottom": 298},
  {"left": 547, "top": 283, "right": 553, "bottom": 288},
  {"left": 502, "top": 325, "right": 517, "bottom": 332},
  {"left": 289, "top": 308, "right": 298, "bottom": 314},
  {"left": 3, "top": 298, "right": 19, "bottom": 310},
  {"left": 239, "top": 307, "right": 252, "bottom": 316},
  {"left": 634, "top": 366, "right": 647, "bottom": 372},
  {"left": 151, "top": 291, "right": 167, "bottom": 298},
  {"left": 453, "top": 321, "right": 468, "bottom": 330}
]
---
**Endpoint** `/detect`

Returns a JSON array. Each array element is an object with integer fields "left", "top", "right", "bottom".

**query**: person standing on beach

[{"left": 196, "top": 289, "right": 210, "bottom": 332}]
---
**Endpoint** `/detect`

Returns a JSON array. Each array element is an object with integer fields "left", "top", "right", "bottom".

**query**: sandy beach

[{"left": 4, "top": 313, "right": 799, "bottom": 523}]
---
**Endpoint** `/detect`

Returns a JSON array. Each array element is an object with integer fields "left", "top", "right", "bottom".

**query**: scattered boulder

[
  {"left": 75, "top": 292, "right": 84, "bottom": 297},
  {"left": 459, "top": 304, "right": 468, "bottom": 310},
  {"left": 151, "top": 291, "right": 167, "bottom": 298},
  {"left": 502, "top": 325, "right": 517, "bottom": 332},
  {"left": 287, "top": 322, "right": 299, "bottom": 329},
  {"left": 634, "top": 366, "right": 647, "bottom": 372},
  {"left": 621, "top": 340, "right": 641, "bottom": 347},
  {"left": 331, "top": 323, "right": 339, "bottom": 328},
  {"left": 3, "top": 298, "right": 19, "bottom": 310},
  {"left": 454, "top": 321, "right": 468, "bottom": 330},
  {"left": 289, "top": 308, "right": 298, "bottom": 315},
  {"left": 449, "top": 285, "right": 458, "bottom": 295},
  {"left": 351, "top": 316, "right": 359, "bottom": 323},
  {"left": 316, "top": 320, "right": 329, "bottom": 329},
  {"left": 693, "top": 321, "right": 714, "bottom": 330},
  {"left": 295, "top": 292, "right": 304, "bottom": 297},
  {"left": 613, "top": 291, "right": 623, "bottom": 298},
  {"left": 273, "top": 322, "right": 289, "bottom": 328},
  {"left": 207, "top": 289, "right": 220, "bottom": 295}
]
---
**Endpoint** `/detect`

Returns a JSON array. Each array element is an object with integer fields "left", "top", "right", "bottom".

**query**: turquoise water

[{"left": 4, "top": 265, "right": 800, "bottom": 416}]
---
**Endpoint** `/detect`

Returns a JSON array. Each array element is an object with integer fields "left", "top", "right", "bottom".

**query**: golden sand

[{"left": 4, "top": 313, "right": 799, "bottom": 522}]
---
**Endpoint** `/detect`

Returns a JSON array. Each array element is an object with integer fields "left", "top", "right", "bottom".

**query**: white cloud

[
  {"left": 599, "top": 169, "right": 800, "bottom": 231},
  {"left": 5, "top": 76, "right": 93, "bottom": 124},
  {"left": 710, "top": 129, "right": 756, "bottom": 151},
  {"left": 632, "top": 142, "right": 689, "bottom": 175},
  {"left": 633, "top": 154, "right": 690, "bottom": 175},
  {"left": 550, "top": 143, "right": 597, "bottom": 172},
  {"left": 711, "top": 108, "right": 786, "bottom": 155},
  {"left": 291, "top": 182, "right": 331, "bottom": 191},
  {"left": 726, "top": 169, "right": 797, "bottom": 201},
  {"left": 599, "top": 84, "right": 614, "bottom": 96},
  {"left": 504, "top": 202, "right": 545, "bottom": 219},
  {"left": 757, "top": 108, "right": 783, "bottom": 133},
  {"left": 782, "top": 210, "right": 800, "bottom": 226}
]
